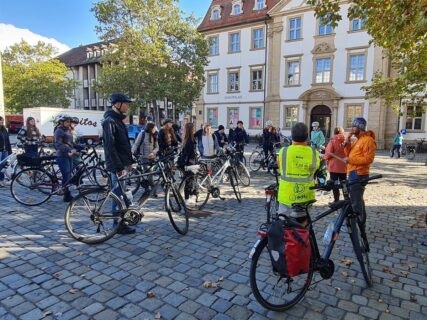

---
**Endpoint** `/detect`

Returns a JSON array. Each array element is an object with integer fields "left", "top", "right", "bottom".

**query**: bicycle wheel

[
  {"left": 349, "top": 216, "right": 373, "bottom": 287},
  {"left": 249, "top": 151, "right": 263, "bottom": 172},
  {"left": 11, "top": 168, "right": 53, "bottom": 206},
  {"left": 229, "top": 169, "right": 242, "bottom": 202},
  {"left": 407, "top": 150, "right": 415, "bottom": 160},
  {"left": 65, "top": 189, "right": 123, "bottom": 244},
  {"left": 165, "top": 184, "right": 189, "bottom": 235},
  {"left": 236, "top": 161, "right": 251, "bottom": 187},
  {"left": 178, "top": 173, "right": 210, "bottom": 210},
  {"left": 250, "top": 237, "right": 315, "bottom": 311}
]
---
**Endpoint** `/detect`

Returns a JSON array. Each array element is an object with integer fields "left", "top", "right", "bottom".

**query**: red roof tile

[{"left": 198, "top": 0, "right": 280, "bottom": 32}]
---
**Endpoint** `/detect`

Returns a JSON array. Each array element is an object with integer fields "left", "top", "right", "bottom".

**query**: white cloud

[{"left": 0, "top": 23, "right": 70, "bottom": 56}]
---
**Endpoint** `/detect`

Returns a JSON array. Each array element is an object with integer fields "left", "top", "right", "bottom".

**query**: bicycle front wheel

[
  {"left": 349, "top": 216, "right": 373, "bottom": 287},
  {"left": 229, "top": 169, "right": 242, "bottom": 202},
  {"left": 65, "top": 189, "right": 123, "bottom": 244},
  {"left": 11, "top": 168, "right": 53, "bottom": 206},
  {"left": 236, "top": 161, "right": 251, "bottom": 187},
  {"left": 165, "top": 184, "right": 189, "bottom": 235},
  {"left": 250, "top": 237, "right": 315, "bottom": 311},
  {"left": 249, "top": 151, "right": 263, "bottom": 172}
]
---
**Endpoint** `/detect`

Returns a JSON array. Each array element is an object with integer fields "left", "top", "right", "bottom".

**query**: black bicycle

[{"left": 249, "top": 174, "right": 382, "bottom": 311}]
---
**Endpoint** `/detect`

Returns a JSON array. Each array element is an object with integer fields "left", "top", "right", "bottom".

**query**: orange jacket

[{"left": 344, "top": 131, "right": 376, "bottom": 175}]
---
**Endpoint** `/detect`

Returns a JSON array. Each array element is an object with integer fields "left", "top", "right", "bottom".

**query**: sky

[{"left": 0, "top": 0, "right": 211, "bottom": 54}]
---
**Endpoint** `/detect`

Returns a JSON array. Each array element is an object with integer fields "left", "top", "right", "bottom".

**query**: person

[
  {"left": 103, "top": 93, "right": 135, "bottom": 234},
  {"left": 198, "top": 124, "right": 220, "bottom": 158},
  {"left": 343, "top": 117, "right": 376, "bottom": 217},
  {"left": 54, "top": 115, "right": 77, "bottom": 202},
  {"left": 277, "top": 122, "right": 320, "bottom": 224},
  {"left": 391, "top": 131, "right": 403, "bottom": 158},
  {"left": 214, "top": 125, "right": 228, "bottom": 148},
  {"left": 262, "top": 120, "right": 280, "bottom": 165},
  {"left": 230, "top": 120, "right": 249, "bottom": 161},
  {"left": 310, "top": 121, "right": 325, "bottom": 149},
  {"left": 178, "top": 122, "right": 198, "bottom": 204},
  {"left": 17, "top": 117, "right": 41, "bottom": 157},
  {"left": 323, "top": 127, "right": 347, "bottom": 203},
  {"left": 0, "top": 116, "right": 12, "bottom": 187},
  {"left": 158, "top": 119, "right": 179, "bottom": 156}
]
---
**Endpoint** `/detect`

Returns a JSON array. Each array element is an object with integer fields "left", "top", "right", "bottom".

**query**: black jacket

[
  {"left": 0, "top": 127, "right": 12, "bottom": 154},
  {"left": 102, "top": 110, "right": 133, "bottom": 173},
  {"left": 231, "top": 127, "right": 249, "bottom": 145}
]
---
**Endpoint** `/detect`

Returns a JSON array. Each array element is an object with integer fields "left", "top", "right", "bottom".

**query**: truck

[{"left": 23, "top": 107, "right": 105, "bottom": 144}]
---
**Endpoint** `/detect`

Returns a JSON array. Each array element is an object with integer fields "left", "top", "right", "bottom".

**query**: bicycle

[
  {"left": 178, "top": 145, "right": 242, "bottom": 210},
  {"left": 249, "top": 174, "right": 382, "bottom": 311},
  {"left": 10, "top": 154, "right": 111, "bottom": 206},
  {"left": 64, "top": 151, "right": 189, "bottom": 244}
]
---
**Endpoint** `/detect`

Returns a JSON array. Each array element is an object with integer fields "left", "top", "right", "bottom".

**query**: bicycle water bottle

[{"left": 322, "top": 221, "right": 335, "bottom": 245}]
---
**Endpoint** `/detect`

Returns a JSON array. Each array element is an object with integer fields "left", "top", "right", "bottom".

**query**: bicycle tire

[
  {"left": 349, "top": 216, "right": 373, "bottom": 287},
  {"left": 236, "top": 161, "right": 251, "bottom": 187},
  {"left": 249, "top": 151, "right": 263, "bottom": 172},
  {"left": 229, "top": 169, "right": 242, "bottom": 202},
  {"left": 65, "top": 189, "right": 123, "bottom": 244},
  {"left": 165, "top": 184, "right": 189, "bottom": 235},
  {"left": 178, "top": 173, "right": 210, "bottom": 210},
  {"left": 407, "top": 150, "right": 415, "bottom": 160},
  {"left": 249, "top": 237, "right": 315, "bottom": 311},
  {"left": 11, "top": 168, "right": 53, "bottom": 206}
]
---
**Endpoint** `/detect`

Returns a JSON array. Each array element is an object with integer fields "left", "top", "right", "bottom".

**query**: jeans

[
  {"left": 24, "top": 145, "right": 38, "bottom": 158},
  {"left": 0, "top": 151, "right": 9, "bottom": 181},
  {"left": 56, "top": 157, "right": 73, "bottom": 195},
  {"left": 329, "top": 172, "right": 347, "bottom": 202},
  {"left": 348, "top": 170, "right": 368, "bottom": 216},
  {"left": 391, "top": 144, "right": 401, "bottom": 158}
]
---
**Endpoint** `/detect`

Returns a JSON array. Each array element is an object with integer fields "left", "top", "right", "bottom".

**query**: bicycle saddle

[{"left": 291, "top": 199, "right": 317, "bottom": 210}]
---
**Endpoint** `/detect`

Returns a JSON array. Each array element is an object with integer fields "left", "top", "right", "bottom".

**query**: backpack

[{"left": 267, "top": 219, "right": 311, "bottom": 277}]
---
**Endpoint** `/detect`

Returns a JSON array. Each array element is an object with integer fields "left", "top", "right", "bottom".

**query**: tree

[
  {"left": 307, "top": 0, "right": 427, "bottom": 109},
  {"left": 2, "top": 40, "right": 75, "bottom": 113},
  {"left": 92, "top": 0, "right": 209, "bottom": 126}
]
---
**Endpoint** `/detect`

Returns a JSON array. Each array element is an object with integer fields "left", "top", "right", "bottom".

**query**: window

[
  {"left": 315, "top": 58, "right": 331, "bottom": 83},
  {"left": 319, "top": 15, "right": 333, "bottom": 35},
  {"left": 351, "top": 17, "right": 366, "bottom": 31},
  {"left": 228, "top": 70, "right": 240, "bottom": 92},
  {"left": 287, "top": 60, "right": 301, "bottom": 86},
  {"left": 284, "top": 106, "right": 299, "bottom": 129},
  {"left": 207, "top": 72, "right": 218, "bottom": 94},
  {"left": 229, "top": 32, "right": 241, "bottom": 52},
  {"left": 227, "top": 108, "right": 240, "bottom": 128},
  {"left": 348, "top": 54, "right": 366, "bottom": 81},
  {"left": 207, "top": 108, "right": 218, "bottom": 128},
  {"left": 405, "top": 106, "right": 424, "bottom": 130},
  {"left": 253, "top": 28, "right": 264, "bottom": 49},
  {"left": 346, "top": 105, "right": 363, "bottom": 128},
  {"left": 251, "top": 69, "right": 263, "bottom": 91},
  {"left": 233, "top": 4, "right": 241, "bottom": 15},
  {"left": 250, "top": 107, "right": 263, "bottom": 129},
  {"left": 211, "top": 9, "right": 220, "bottom": 20},
  {"left": 255, "top": 0, "right": 266, "bottom": 10},
  {"left": 289, "top": 17, "right": 302, "bottom": 40},
  {"left": 209, "top": 36, "right": 219, "bottom": 56}
]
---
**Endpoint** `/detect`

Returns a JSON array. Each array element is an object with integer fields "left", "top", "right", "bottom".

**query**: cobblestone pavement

[{"left": 1, "top": 149, "right": 427, "bottom": 320}]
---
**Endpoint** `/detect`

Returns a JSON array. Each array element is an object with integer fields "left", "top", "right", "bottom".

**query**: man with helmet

[
  {"left": 343, "top": 117, "right": 376, "bottom": 217},
  {"left": 310, "top": 121, "right": 325, "bottom": 149},
  {"left": 103, "top": 93, "right": 135, "bottom": 234}
]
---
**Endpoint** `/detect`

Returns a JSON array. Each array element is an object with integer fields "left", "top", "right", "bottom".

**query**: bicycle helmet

[
  {"left": 265, "top": 120, "right": 273, "bottom": 127},
  {"left": 352, "top": 117, "right": 367, "bottom": 130},
  {"left": 109, "top": 93, "right": 132, "bottom": 105},
  {"left": 71, "top": 117, "right": 79, "bottom": 124}
]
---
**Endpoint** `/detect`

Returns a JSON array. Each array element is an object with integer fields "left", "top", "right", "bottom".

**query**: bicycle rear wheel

[
  {"left": 165, "top": 184, "right": 189, "bottom": 235},
  {"left": 11, "top": 168, "right": 53, "bottom": 206},
  {"left": 65, "top": 189, "right": 123, "bottom": 244},
  {"left": 249, "top": 151, "right": 263, "bottom": 172},
  {"left": 229, "top": 169, "right": 242, "bottom": 202},
  {"left": 236, "top": 161, "right": 250, "bottom": 187},
  {"left": 349, "top": 216, "right": 373, "bottom": 287},
  {"left": 178, "top": 173, "right": 210, "bottom": 210},
  {"left": 249, "top": 237, "right": 315, "bottom": 311}
]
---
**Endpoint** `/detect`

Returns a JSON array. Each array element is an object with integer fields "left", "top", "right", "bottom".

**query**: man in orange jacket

[{"left": 343, "top": 117, "right": 376, "bottom": 216}]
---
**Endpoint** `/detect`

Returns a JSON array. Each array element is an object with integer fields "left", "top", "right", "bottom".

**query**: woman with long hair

[
  {"left": 17, "top": 117, "right": 41, "bottom": 157},
  {"left": 0, "top": 116, "right": 12, "bottom": 187},
  {"left": 158, "top": 119, "right": 178, "bottom": 155}
]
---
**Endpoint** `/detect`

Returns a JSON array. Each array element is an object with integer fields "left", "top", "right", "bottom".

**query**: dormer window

[
  {"left": 254, "top": 0, "right": 266, "bottom": 10},
  {"left": 210, "top": 5, "right": 221, "bottom": 20},
  {"left": 231, "top": 0, "right": 243, "bottom": 15}
]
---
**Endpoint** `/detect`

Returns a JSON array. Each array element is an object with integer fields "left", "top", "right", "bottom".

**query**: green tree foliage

[
  {"left": 2, "top": 40, "right": 75, "bottom": 113},
  {"left": 307, "top": 0, "right": 427, "bottom": 108},
  {"left": 92, "top": 0, "right": 209, "bottom": 124}
]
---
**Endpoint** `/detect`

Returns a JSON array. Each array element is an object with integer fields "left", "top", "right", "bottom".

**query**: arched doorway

[{"left": 311, "top": 105, "right": 332, "bottom": 138}]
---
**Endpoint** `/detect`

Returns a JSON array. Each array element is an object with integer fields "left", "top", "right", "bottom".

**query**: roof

[
  {"left": 198, "top": 0, "right": 280, "bottom": 33},
  {"left": 57, "top": 41, "right": 110, "bottom": 67}
]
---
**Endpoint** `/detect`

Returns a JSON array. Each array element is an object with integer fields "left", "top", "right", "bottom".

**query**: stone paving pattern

[{"left": 1, "top": 149, "right": 427, "bottom": 320}]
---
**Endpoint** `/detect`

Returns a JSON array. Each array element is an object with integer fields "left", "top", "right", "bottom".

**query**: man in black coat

[{"left": 103, "top": 93, "right": 135, "bottom": 234}]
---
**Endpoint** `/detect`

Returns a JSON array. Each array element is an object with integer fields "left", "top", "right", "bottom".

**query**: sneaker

[{"left": 117, "top": 224, "right": 136, "bottom": 235}]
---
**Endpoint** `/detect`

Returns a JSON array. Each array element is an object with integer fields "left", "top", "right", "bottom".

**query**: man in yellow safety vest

[{"left": 277, "top": 122, "right": 320, "bottom": 222}]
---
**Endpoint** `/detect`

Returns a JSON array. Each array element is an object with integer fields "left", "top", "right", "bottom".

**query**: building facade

[{"left": 196, "top": 0, "right": 427, "bottom": 148}]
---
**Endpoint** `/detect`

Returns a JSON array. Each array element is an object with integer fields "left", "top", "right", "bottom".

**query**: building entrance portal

[{"left": 311, "top": 105, "right": 332, "bottom": 138}]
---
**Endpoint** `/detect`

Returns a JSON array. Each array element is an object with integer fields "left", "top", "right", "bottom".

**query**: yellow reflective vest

[{"left": 278, "top": 145, "right": 320, "bottom": 206}]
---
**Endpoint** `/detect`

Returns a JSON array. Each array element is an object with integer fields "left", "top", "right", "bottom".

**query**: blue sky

[{"left": 0, "top": 0, "right": 211, "bottom": 49}]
